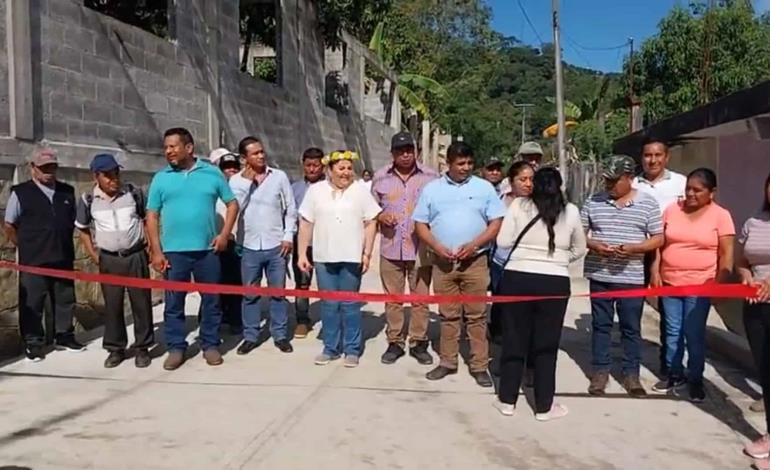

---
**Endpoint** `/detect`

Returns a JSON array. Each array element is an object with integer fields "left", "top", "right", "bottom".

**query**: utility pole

[
  {"left": 552, "top": 0, "right": 567, "bottom": 184},
  {"left": 513, "top": 103, "right": 534, "bottom": 145}
]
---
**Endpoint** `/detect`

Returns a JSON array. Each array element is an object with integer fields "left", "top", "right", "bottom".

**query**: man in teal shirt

[{"left": 146, "top": 127, "right": 238, "bottom": 371}]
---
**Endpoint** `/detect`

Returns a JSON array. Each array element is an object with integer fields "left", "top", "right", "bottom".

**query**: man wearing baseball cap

[
  {"left": 482, "top": 159, "right": 505, "bottom": 195},
  {"left": 580, "top": 155, "right": 664, "bottom": 398},
  {"left": 75, "top": 153, "right": 153, "bottom": 368},
  {"left": 4, "top": 148, "right": 82, "bottom": 361},
  {"left": 205, "top": 147, "right": 243, "bottom": 333},
  {"left": 209, "top": 148, "right": 241, "bottom": 180},
  {"left": 372, "top": 131, "right": 438, "bottom": 366},
  {"left": 516, "top": 141, "right": 544, "bottom": 170}
]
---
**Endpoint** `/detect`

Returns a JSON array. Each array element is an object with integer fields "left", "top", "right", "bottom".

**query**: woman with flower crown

[{"left": 296, "top": 150, "right": 382, "bottom": 367}]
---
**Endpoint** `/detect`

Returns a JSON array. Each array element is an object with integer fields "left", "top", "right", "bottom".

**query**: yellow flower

[{"left": 322, "top": 150, "right": 359, "bottom": 166}]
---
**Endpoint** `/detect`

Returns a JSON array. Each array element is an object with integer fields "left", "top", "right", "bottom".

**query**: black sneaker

[
  {"left": 134, "top": 349, "right": 151, "bottom": 368},
  {"left": 381, "top": 343, "right": 405, "bottom": 364},
  {"left": 104, "top": 350, "right": 125, "bottom": 368},
  {"left": 652, "top": 376, "right": 687, "bottom": 393},
  {"left": 409, "top": 342, "right": 434, "bottom": 365},
  {"left": 24, "top": 345, "right": 44, "bottom": 362},
  {"left": 275, "top": 339, "right": 293, "bottom": 353},
  {"left": 54, "top": 337, "right": 86, "bottom": 352},
  {"left": 689, "top": 381, "right": 706, "bottom": 403},
  {"left": 237, "top": 340, "right": 259, "bottom": 356}
]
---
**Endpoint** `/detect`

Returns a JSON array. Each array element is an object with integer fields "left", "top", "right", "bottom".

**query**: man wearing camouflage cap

[{"left": 580, "top": 155, "right": 664, "bottom": 398}]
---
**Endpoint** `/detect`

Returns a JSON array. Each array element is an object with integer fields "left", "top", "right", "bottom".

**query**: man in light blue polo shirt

[
  {"left": 230, "top": 136, "right": 298, "bottom": 356},
  {"left": 413, "top": 141, "right": 505, "bottom": 388},
  {"left": 146, "top": 127, "right": 238, "bottom": 371}
]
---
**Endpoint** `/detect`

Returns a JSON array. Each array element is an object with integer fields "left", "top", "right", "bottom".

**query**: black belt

[{"left": 100, "top": 243, "right": 146, "bottom": 258}]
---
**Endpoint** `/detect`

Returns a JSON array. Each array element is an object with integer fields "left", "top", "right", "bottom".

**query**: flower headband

[{"left": 321, "top": 150, "right": 359, "bottom": 166}]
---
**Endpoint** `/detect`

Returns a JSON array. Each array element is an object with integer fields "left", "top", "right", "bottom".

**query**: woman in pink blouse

[{"left": 650, "top": 168, "right": 734, "bottom": 402}]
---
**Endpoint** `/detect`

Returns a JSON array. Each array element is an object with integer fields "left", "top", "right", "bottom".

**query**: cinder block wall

[{"left": 0, "top": 0, "right": 397, "bottom": 356}]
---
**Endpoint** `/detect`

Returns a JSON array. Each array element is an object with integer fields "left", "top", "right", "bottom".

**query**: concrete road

[{"left": 0, "top": 268, "right": 765, "bottom": 469}]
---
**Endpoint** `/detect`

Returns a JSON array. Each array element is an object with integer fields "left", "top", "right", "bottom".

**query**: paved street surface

[{"left": 0, "top": 261, "right": 766, "bottom": 469}]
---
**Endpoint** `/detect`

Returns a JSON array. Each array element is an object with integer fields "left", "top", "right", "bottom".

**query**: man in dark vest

[{"left": 4, "top": 148, "right": 83, "bottom": 362}]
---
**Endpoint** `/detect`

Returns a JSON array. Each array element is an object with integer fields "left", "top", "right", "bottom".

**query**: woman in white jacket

[{"left": 493, "top": 167, "right": 587, "bottom": 421}]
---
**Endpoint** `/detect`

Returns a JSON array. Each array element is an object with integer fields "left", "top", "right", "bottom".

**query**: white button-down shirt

[{"left": 633, "top": 169, "right": 687, "bottom": 211}]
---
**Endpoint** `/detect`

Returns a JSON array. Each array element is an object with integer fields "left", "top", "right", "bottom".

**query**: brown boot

[
  {"left": 163, "top": 351, "right": 185, "bottom": 371},
  {"left": 588, "top": 371, "right": 609, "bottom": 396},
  {"left": 203, "top": 348, "right": 223, "bottom": 366},
  {"left": 622, "top": 375, "right": 647, "bottom": 398}
]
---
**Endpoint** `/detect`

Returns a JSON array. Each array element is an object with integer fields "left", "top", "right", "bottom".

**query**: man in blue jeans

[
  {"left": 230, "top": 136, "right": 297, "bottom": 355},
  {"left": 146, "top": 128, "right": 238, "bottom": 371},
  {"left": 581, "top": 156, "right": 663, "bottom": 397}
]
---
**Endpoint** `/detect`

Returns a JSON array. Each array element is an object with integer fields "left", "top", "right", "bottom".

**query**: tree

[
  {"left": 84, "top": 0, "right": 168, "bottom": 37},
  {"left": 625, "top": 1, "right": 770, "bottom": 124}
]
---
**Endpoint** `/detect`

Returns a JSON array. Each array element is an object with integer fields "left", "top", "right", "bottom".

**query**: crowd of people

[{"left": 6, "top": 128, "right": 770, "bottom": 464}]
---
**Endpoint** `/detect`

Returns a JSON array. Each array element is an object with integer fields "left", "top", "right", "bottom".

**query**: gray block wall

[{"left": 0, "top": 0, "right": 398, "bottom": 356}]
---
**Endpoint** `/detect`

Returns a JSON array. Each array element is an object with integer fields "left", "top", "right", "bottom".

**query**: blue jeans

[
  {"left": 590, "top": 280, "right": 645, "bottom": 376},
  {"left": 241, "top": 246, "right": 289, "bottom": 343},
  {"left": 164, "top": 251, "right": 222, "bottom": 352},
  {"left": 315, "top": 262, "right": 363, "bottom": 356},
  {"left": 660, "top": 295, "right": 711, "bottom": 383}
]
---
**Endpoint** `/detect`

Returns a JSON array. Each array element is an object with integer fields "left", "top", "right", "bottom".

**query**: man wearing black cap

[
  {"left": 76, "top": 153, "right": 153, "bottom": 368},
  {"left": 482, "top": 159, "right": 505, "bottom": 195},
  {"left": 372, "top": 131, "right": 438, "bottom": 365}
]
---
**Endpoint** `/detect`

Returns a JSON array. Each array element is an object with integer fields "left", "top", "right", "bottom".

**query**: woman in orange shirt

[{"left": 650, "top": 168, "right": 735, "bottom": 402}]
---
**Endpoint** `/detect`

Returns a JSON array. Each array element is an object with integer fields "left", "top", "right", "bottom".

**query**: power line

[
  {"left": 563, "top": 36, "right": 594, "bottom": 69},
  {"left": 516, "top": 0, "right": 545, "bottom": 45},
  {"left": 563, "top": 32, "right": 630, "bottom": 51}
]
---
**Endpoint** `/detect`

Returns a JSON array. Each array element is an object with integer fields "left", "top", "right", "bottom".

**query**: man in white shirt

[
  {"left": 632, "top": 138, "right": 686, "bottom": 211},
  {"left": 631, "top": 137, "right": 686, "bottom": 378}
]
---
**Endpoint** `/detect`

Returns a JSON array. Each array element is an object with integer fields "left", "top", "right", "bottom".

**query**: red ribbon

[{"left": 0, "top": 261, "right": 758, "bottom": 304}]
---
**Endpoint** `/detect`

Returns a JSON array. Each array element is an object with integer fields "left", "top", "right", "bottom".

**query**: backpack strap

[{"left": 124, "top": 183, "right": 146, "bottom": 219}]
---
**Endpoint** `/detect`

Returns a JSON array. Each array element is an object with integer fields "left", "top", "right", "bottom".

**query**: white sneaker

[
  {"left": 493, "top": 400, "right": 515, "bottom": 416},
  {"left": 535, "top": 403, "right": 569, "bottom": 422}
]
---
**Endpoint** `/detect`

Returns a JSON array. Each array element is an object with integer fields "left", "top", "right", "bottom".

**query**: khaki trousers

[
  {"left": 379, "top": 257, "right": 432, "bottom": 347},
  {"left": 432, "top": 255, "right": 490, "bottom": 372}
]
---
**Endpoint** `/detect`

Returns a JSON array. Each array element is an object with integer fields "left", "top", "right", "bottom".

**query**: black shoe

[
  {"left": 24, "top": 345, "right": 45, "bottom": 362},
  {"left": 689, "top": 381, "right": 706, "bottom": 403},
  {"left": 237, "top": 340, "right": 259, "bottom": 355},
  {"left": 55, "top": 337, "right": 86, "bottom": 352},
  {"left": 471, "top": 370, "right": 494, "bottom": 388},
  {"left": 134, "top": 349, "right": 151, "bottom": 368},
  {"left": 426, "top": 365, "right": 457, "bottom": 381},
  {"left": 275, "top": 339, "right": 293, "bottom": 353},
  {"left": 409, "top": 342, "right": 434, "bottom": 365},
  {"left": 652, "top": 376, "right": 687, "bottom": 393},
  {"left": 104, "top": 350, "right": 125, "bottom": 368},
  {"left": 381, "top": 343, "right": 405, "bottom": 364}
]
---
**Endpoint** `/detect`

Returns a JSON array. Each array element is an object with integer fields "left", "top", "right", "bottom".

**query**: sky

[{"left": 488, "top": 0, "right": 770, "bottom": 73}]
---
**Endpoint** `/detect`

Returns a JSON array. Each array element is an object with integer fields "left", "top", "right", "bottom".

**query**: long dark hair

[{"left": 531, "top": 167, "right": 566, "bottom": 254}]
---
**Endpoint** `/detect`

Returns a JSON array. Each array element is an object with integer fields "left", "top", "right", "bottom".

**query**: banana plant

[{"left": 368, "top": 21, "right": 446, "bottom": 120}]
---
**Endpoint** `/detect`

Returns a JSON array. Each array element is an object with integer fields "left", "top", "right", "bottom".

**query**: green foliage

[
  {"left": 317, "top": 0, "right": 391, "bottom": 48},
  {"left": 625, "top": 1, "right": 770, "bottom": 124},
  {"left": 84, "top": 0, "right": 168, "bottom": 37},
  {"left": 253, "top": 58, "right": 278, "bottom": 83}
]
